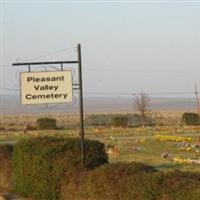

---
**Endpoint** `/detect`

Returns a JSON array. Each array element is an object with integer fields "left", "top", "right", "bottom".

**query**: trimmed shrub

[
  {"left": 85, "top": 114, "right": 155, "bottom": 127},
  {"left": 83, "top": 162, "right": 158, "bottom": 200},
  {"left": 181, "top": 112, "right": 199, "bottom": 125},
  {"left": 25, "top": 124, "right": 37, "bottom": 131},
  {"left": 111, "top": 115, "right": 129, "bottom": 127},
  {"left": 61, "top": 167, "right": 87, "bottom": 200},
  {"left": 85, "top": 114, "right": 111, "bottom": 126},
  {"left": 0, "top": 144, "right": 14, "bottom": 191},
  {"left": 61, "top": 162, "right": 158, "bottom": 200},
  {"left": 61, "top": 164, "right": 200, "bottom": 200},
  {"left": 126, "top": 114, "right": 142, "bottom": 126},
  {"left": 36, "top": 117, "right": 57, "bottom": 130},
  {"left": 159, "top": 170, "right": 200, "bottom": 200},
  {"left": 12, "top": 137, "right": 108, "bottom": 200}
]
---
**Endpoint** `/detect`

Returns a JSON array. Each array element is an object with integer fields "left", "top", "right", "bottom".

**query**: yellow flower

[{"left": 186, "top": 147, "right": 191, "bottom": 151}]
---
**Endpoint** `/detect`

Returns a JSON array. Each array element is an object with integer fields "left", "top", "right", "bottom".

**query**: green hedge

[
  {"left": 0, "top": 144, "right": 14, "bottom": 191},
  {"left": 61, "top": 163, "right": 200, "bottom": 200},
  {"left": 12, "top": 137, "right": 108, "bottom": 200},
  {"left": 181, "top": 112, "right": 199, "bottom": 125},
  {"left": 85, "top": 114, "right": 155, "bottom": 127},
  {"left": 111, "top": 116, "right": 129, "bottom": 127},
  {"left": 36, "top": 117, "right": 57, "bottom": 130},
  {"left": 85, "top": 114, "right": 111, "bottom": 126},
  {"left": 61, "top": 162, "right": 158, "bottom": 200},
  {"left": 159, "top": 170, "right": 200, "bottom": 200},
  {"left": 82, "top": 162, "right": 158, "bottom": 200},
  {"left": 4, "top": 137, "right": 200, "bottom": 200}
]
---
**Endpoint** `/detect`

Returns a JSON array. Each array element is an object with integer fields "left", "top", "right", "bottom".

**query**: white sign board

[{"left": 20, "top": 71, "right": 72, "bottom": 105}]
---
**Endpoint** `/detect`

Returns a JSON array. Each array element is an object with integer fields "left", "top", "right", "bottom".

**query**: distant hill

[{"left": 0, "top": 94, "right": 196, "bottom": 115}]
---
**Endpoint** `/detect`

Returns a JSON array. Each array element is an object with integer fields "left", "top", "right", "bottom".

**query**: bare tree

[{"left": 134, "top": 93, "right": 150, "bottom": 126}]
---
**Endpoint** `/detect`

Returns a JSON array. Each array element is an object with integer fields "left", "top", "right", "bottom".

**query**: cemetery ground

[{"left": 1, "top": 112, "right": 200, "bottom": 173}]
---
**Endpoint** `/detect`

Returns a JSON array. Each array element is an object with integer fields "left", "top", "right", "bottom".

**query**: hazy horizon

[{"left": 0, "top": 93, "right": 197, "bottom": 115}]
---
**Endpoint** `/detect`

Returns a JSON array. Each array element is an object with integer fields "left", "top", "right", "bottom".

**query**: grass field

[{"left": 0, "top": 113, "right": 200, "bottom": 172}]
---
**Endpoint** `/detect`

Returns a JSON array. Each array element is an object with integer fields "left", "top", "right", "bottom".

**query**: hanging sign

[{"left": 20, "top": 70, "right": 72, "bottom": 104}]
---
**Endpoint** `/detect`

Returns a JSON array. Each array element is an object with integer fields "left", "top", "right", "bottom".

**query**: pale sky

[{"left": 1, "top": 0, "right": 200, "bottom": 97}]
